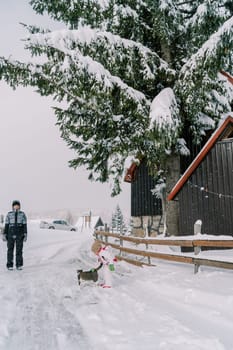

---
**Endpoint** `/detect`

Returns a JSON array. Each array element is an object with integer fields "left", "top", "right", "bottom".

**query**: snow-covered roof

[
  {"left": 124, "top": 162, "right": 139, "bottom": 183},
  {"left": 168, "top": 115, "right": 233, "bottom": 200},
  {"left": 220, "top": 70, "right": 233, "bottom": 85},
  {"left": 75, "top": 215, "right": 104, "bottom": 229}
]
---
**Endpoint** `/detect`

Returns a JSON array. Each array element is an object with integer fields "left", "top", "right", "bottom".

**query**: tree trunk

[
  {"left": 165, "top": 154, "right": 180, "bottom": 236},
  {"left": 160, "top": 42, "right": 172, "bottom": 67},
  {"left": 159, "top": 44, "right": 180, "bottom": 235}
]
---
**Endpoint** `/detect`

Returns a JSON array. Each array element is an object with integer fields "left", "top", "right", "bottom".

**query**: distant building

[
  {"left": 168, "top": 116, "right": 233, "bottom": 236},
  {"left": 76, "top": 212, "right": 104, "bottom": 231}
]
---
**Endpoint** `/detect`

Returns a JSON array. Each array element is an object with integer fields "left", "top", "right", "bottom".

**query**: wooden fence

[{"left": 94, "top": 230, "right": 233, "bottom": 274}]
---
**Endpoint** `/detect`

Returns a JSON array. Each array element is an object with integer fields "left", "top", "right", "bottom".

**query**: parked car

[{"left": 40, "top": 220, "right": 76, "bottom": 231}]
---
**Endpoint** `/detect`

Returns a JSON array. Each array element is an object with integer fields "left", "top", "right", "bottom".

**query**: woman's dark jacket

[{"left": 4, "top": 210, "right": 27, "bottom": 240}]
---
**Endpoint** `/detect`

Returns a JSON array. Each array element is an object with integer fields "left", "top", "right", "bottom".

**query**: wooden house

[
  {"left": 124, "top": 159, "right": 162, "bottom": 236},
  {"left": 168, "top": 116, "right": 233, "bottom": 236},
  {"left": 76, "top": 213, "right": 104, "bottom": 231}
]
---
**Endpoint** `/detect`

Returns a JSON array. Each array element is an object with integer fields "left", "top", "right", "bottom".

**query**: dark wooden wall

[
  {"left": 179, "top": 138, "right": 233, "bottom": 236},
  {"left": 131, "top": 160, "right": 162, "bottom": 216}
]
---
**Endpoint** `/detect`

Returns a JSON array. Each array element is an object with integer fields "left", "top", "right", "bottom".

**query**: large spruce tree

[{"left": 0, "top": 1, "right": 233, "bottom": 233}]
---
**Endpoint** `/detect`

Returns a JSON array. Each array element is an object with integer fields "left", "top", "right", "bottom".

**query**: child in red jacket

[{"left": 91, "top": 241, "right": 117, "bottom": 288}]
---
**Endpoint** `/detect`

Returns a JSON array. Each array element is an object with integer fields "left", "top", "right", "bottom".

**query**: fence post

[
  {"left": 193, "top": 260, "right": 200, "bottom": 274},
  {"left": 119, "top": 234, "right": 123, "bottom": 256},
  {"left": 94, "top": 230, "right": 97, "bottom": 240},
  {"left": 105, "top": 234, "right": 108, "bottom": 244},
  {"left": 144, "top": 224, "right": 151, "bottom": 265},
  {"left": 146, "top": 242, "right": 151, "bottom": 265},
  {"left": 194, "top": 220, "right": 202, "bottom": 273}
]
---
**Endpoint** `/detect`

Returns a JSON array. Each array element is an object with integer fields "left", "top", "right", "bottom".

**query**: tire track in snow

[
  {"left": 4, "top": 280, "right": 89, "bottom": 349},
  {"left": 0, "top": 233, "right": 93, "bottom": 350}
]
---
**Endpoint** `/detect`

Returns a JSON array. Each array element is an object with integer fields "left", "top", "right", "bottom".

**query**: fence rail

[{"left": 94, "top": 230, "right": 233, "bottom": 273}]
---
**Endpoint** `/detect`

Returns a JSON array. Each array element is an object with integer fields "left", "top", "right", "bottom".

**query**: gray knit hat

[{"left": 91, "top": 241, "right": 102, "bottom": 254}]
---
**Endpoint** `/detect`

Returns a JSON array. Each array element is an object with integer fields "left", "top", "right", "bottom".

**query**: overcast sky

[{"left": 0, "top": 1, "right": 130, "bottom": 217}]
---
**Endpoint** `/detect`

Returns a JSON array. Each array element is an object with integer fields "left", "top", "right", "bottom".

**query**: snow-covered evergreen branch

[
  {"left": 1, "top": 0, "right": 233, "bottom": 196},
  {"left": 24, "top": 26, "right": 175, "bottom": 98}
]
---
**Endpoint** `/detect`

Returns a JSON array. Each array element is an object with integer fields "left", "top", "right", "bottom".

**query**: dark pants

[{"left": 7, "top": 236, "right": 24, "bottom": 268}]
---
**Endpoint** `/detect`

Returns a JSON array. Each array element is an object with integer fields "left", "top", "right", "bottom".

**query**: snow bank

[{"left": 1, "top": 225, "right": 233, "bottom": 349}]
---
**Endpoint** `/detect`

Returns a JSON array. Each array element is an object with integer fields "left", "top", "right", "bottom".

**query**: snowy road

[
  {"left": 1, "top": 223, "right": 233, "bottom": 350},
  {"left": 0, "top": 225, "right": 90, "bottom": 350}
]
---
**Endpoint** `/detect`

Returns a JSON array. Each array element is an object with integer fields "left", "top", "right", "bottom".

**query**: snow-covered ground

[{"left": 1, "top": 222, "right": 233, "bottom": 350}]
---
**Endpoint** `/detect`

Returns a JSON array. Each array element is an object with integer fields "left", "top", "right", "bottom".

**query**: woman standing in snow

[
  {"left": 91, "top": 241, "right": 117, "bottom": 288},
  {"left": 3, "top": 200, "right": 27, "bottom": 270}
]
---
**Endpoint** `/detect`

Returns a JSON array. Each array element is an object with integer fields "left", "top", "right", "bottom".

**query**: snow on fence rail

[{"left": 93, "top": 230, "right": 233, "bottom": 274}]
